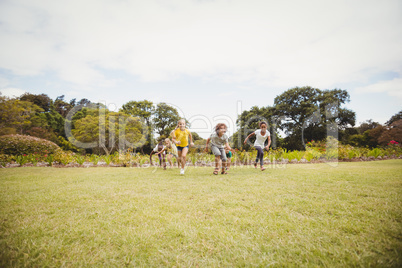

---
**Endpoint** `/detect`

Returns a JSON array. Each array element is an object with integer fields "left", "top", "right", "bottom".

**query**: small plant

[
  {"left": 0, "top": 154, "right": 13, "bottom": 167},
  {"left": 45, "top": 154, "right": 55, "bottom": 166},
  {"left": 101, "top": 155, "right": 112, "bottom": 165},
  {"left": 74, "top": 155, "right": 86, "bottom": 166},
  {"left": 303, "top": 151, "right": 314, "bottom": 162},
  {"left": 368, "top": 148, "right": 382, "bottom": 158},
  {"left": 89, "top": 154, "right": 100, "bottom": 165},
  {"left": 28, "top": 153, "right": 40, "bottom": 166},
  {"left": 15, "top": 154, "right": 29, "bottom": 166},
  {"left": 54, "top": 151, "right": 73, "bottom": 166}
]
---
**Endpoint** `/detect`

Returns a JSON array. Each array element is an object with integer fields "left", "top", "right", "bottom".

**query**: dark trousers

[{"left": 255, "top": 146, "right": 264, "bottom": 167}]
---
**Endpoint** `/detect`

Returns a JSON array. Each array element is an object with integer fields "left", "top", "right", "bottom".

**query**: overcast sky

[{"left": 0, "top": 0, "right": 401, "bottom": 138}]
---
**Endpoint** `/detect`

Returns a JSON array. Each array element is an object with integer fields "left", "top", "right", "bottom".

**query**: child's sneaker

[{"left": 180, "top": 168, "right": 185, "bottom": 175}]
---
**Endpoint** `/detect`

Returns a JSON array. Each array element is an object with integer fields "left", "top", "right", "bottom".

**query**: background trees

[
  {"left": 1, "top": 89, "right": 400, "bottom": 154},
  {"left": 236, "top": 86, "right": 356, "bottom": 150}
]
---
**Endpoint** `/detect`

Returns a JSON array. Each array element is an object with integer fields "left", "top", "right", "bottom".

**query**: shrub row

[{"left": 0, "top": 134, "right": 60, "bottom": 155}]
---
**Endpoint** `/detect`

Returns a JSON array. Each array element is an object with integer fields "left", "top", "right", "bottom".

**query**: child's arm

[
  {"left": 225, "top": 142, "right": 234, "bottom": 152},
  {"left": 204, "top": 138, "right": 210, "bottom": 152},
  {"left": 156, "top": 147, "right": 167, "bottom": 155},
  {"left": 265, "top": 136, "right": 271, "bottom": 150},
  {"left": 171, "top": 129, "right": 180, "bottom": 145},
  {"left": 188, "top": 130, "right": 194, "bottom": 147},
  {"left": 244, "top": 132, "right": 255, "bottom": 145}
]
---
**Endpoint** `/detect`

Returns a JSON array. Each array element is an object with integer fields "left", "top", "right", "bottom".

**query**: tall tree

[
  {"left": 273, "top": 86, "right": 355, "bottom": 150},
  {"left": 386, "top": 110, "right": 402, "bottom": 126},
  {"left": 20, "top": 93, "right": 52, "bottom": 112},
  {"left": 120, "top": 100, "right": 154, "bottom": 127},
  {"left": 0, "top": 95, "right": 43, "bottom": 135},
  {"left": 153, "top": 102, "right": 181, "bottom": 138}
]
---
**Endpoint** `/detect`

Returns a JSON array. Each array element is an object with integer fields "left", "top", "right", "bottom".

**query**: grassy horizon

[{"left": 1, "top": 160, "right": 401, "bottom": 267}]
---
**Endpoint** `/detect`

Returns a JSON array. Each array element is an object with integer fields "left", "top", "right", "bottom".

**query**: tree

[
  {"left": 121, "top": 100, "right": 154, "bottom": 127},
  {"left": 386, "top": 110, "right": 402, "bottom": 126},
  {"left": 357, "top": 119, "right": 380, "bottom": 134},
  {"left": 378, "top": 119, "right": 402, "bottom": 145},
  {"left": 0, "top": 95, "right": 43, "bottom": 135},
  {"left": 71, "top": 110, "right": 147, "bottom": 154},
  {"left": 153, "top": 102, "right": 181, "bottom": 137},
  {"left": 20, "top": 93, "right": 52, "bottom": 112},
  {"left": 273, "top": 86, "right": 355, "bottom": 150},
  {"left": 54, "top": 95, "right": 73, "bottom": 118},
  {"left": 235, "top": 105, "right": 278, "bottom": 149}
]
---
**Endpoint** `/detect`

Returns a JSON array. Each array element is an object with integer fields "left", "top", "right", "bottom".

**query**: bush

[{"left": 0, "top": 134, "right": 60, "bottom": 155}]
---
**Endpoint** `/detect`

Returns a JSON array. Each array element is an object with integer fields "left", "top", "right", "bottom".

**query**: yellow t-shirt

[{"left": 173, "top": 128, "right": 191, "bottom": 147}]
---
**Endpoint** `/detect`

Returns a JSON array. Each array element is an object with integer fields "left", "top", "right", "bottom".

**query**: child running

[
  {"left": 149, "top": 140, "right": 166, "bottom": 169},
  {"left": 205, "top": 123, "right": 233, "bottom": 175},
  {"left": 243, "top": 121, "right": 271, "bottom": 171},
  {"left": 157, "top": 138, "right": 179, "bottom": 169},
  {"left": 171, "top": 119, "right": 194, "bottom": 175}
]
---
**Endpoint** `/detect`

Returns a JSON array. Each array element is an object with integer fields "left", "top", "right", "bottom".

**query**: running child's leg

[
  {"left": 158, "top": 154, "right": 162, "bottom": 166},
  {"left": 167, "top": 154, "right": 173, "bottom": 168},
  {"left": 181, "top": 147, "right": 189, "bottom": 169},
  {"left": 220, "top": 148, "right": 227, "bottom": 174},
  {"left": 162, "top": 154, "right": 166, "bottom": 169},
  {"left": 256, "top": 147, "right": 264, "bottom": 167}
]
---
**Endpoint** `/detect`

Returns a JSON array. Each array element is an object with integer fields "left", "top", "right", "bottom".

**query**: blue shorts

[{"left": 176, "top": 145, "right": 189, "bottom": 151}]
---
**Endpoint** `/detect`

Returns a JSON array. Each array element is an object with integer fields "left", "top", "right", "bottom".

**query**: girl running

[
  {"left": 149, "top": 140, "right": 166, "bottom": 169},
  {"left": 171, "top": 119, "right": 194, "bottom": 175},
  {"left": 243, "top": 121, "right": 271, "bottom": 171},
  {"left": 157, "top": 138, "right": 179, "bottom": 169},
  {"left": 205, "top": 123, "right": 234, "bottom": 175}
]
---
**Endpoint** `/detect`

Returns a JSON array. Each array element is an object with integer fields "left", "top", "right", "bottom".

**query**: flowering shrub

[{"left": 0, "top": 134, "right": 60, "bottom": 155}]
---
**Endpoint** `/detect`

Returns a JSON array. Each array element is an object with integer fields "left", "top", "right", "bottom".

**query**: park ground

[{"left": 0, "top": 160, "right": 401, "bottom": 267}]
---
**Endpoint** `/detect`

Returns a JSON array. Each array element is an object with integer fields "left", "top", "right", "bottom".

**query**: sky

[{"left": 0, "top": 0, "right": 401, "bottom": 138}]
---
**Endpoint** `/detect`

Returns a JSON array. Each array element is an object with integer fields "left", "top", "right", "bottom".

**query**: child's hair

[
  {"left": 259, "top": 121, "right": 268, "bottom": 127},
  {"left": 178, "top": 118, "right": 186, "bottom": 124},
  {"left": 157, "top": 141, "right": 164, "bottom": 151},
  {"left": 215, "top": 123, "right": 227, "bottom": 134},
  {"left": 164, "top": 138, "right": 171, "bottom": 147}
]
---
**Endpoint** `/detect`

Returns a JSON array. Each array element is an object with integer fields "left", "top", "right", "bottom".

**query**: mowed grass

[{"left": 0, "top": 160, "right": 401, "bottom": 267}]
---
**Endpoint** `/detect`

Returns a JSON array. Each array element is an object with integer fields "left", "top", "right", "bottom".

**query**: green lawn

[{"left": 1, "top": 160, "right": 401, "bottom": 267}]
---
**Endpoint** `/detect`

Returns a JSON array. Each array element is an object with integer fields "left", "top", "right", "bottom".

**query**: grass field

[{"left": 1, "top": 160, "right": 401, "bottom": 267}]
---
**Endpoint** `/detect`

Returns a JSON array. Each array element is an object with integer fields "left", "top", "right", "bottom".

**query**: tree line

[{"left": 1, "top": 87, "right": 401, "bottom": 154}]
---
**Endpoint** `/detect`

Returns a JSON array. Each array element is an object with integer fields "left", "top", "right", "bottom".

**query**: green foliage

[
  {"left": 20, "top": 93, "right": 52, "bottom": 112},
  {"left": 71, "top": 110, "right": 147, "bottom": 155},
  {"left": 101, "top": 155, "right": 112, "bottom": 165},
  {"left": 385, "top": 110, "right": 402, "bottom": 126},
  {"left": 89, "top": 154, "right": 100, "bottom": 165},
  {"left": 0, "top": 134, "right": 60, "bottom": 155},
  {"left": 45, "top": 154, "right": 54, "bottom": 166},
  {"left": 54, "top": 151, "right": 74, "bottom": 166},
  {"left": 0, "top": 96, "right": 44, "bottom": 135},
  {"left": 0, "top": 154, "right": 13, "bottom": 167},
  {"left": 15, "top": 155, "right": 29, "bottom": 166},
  {"left": 368, "top": 148, "right": 383, "bottom": 158},
  {"left": 153, "top": 102, "right": 181, "bottom": 137},
  {"left": 74, "top": 155, "right": 86, "bottom": 166}
]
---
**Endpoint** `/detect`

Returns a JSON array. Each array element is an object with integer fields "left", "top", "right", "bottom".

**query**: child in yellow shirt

[{"left": 171, "top": 119, "right": 194, "bottom": 175}]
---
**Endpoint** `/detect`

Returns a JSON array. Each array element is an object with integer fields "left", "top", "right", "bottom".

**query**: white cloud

[
  {"left": 355, "top": 78, "right": 402, "bottom": 99},
  {"left": 0, "top": 87, "right": 26, "bottom": 98},
  {"left": 0, "top": 0, "right": 401, "bottom": 95}
]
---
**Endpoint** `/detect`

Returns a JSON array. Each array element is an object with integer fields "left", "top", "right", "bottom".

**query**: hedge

[{"left": 0, "top": 134, "right": 60, "bottom": 155}]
